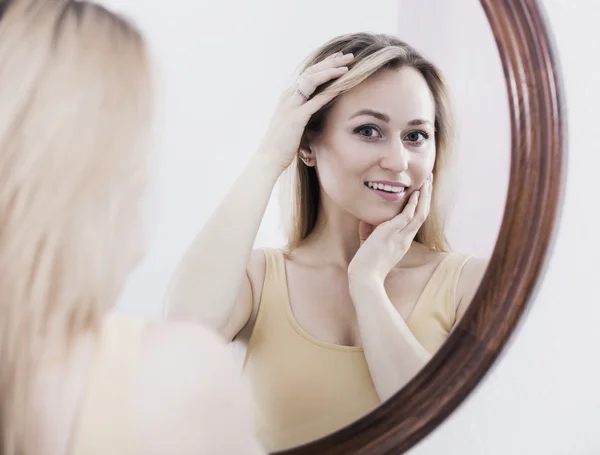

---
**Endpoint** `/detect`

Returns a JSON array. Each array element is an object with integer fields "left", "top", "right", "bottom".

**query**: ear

[{"left": 298, "top": 130, "right": 317, "bottom": 167}]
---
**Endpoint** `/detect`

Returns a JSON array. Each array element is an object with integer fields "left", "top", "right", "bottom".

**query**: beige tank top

[
  {"left": 242, "top": 248, "right": 472, "bottom": 452},
  {"left": 68, "top": 313, "right": 145, "bottom": 455}
]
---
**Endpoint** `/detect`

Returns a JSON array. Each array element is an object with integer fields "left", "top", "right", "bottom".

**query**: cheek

[
  {"left": 315, "top": 161, "right": 346, "bottom": 197},
  {"left": 410, "top": 148, "right": 436, "bottom": 184},
  {"left": 316, "top": 146, "right": 372, "bottom": 195},
  {"left": 316, "top": 133, "right": 374, "bottom": 174}
]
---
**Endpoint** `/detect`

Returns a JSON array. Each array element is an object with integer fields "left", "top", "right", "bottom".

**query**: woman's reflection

[{"left": 166, "top": 32, "right": 488, "bottom": 452}]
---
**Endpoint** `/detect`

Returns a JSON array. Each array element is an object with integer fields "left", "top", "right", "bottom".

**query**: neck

[{"left": 299, "top": 195, "right": 362, "bottom": 268}]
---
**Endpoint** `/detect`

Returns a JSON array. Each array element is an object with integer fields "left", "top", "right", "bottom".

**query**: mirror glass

[{"left": 116, "top": 0, "right": 510, "bottom": 452}]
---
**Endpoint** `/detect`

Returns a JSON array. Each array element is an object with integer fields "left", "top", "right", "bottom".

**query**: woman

[
  {"left": 165, "top": 32, "right": 488, "bottom": 451},
  {"left": 0, "top": 1, "right": 264, "bottom": 454}
]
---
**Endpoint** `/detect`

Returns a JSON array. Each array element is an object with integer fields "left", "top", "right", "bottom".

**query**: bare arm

[
  {"left": 162, "top": 52, "right": 354, "bottom": 339},
  {"left": 163, "top": 156, "right": 280, "bottom": 338},
  {"left": 349, "top": 280, "right": 431, "bottom": 402}
]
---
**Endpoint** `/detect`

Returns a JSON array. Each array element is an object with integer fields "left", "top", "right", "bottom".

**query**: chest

[{"left": 284, "top": 262, "right": 440, "bottom": 347}]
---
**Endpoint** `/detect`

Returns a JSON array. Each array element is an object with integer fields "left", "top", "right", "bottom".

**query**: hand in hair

[
  {"left": 347, "top": 174, "right": 433, "bottom": 285},
  {"left": 164, "top": 53, "right": 352, "bottom": 335},
  {"left": 253, "top": 52, "right": 354, "bottom": 173}
]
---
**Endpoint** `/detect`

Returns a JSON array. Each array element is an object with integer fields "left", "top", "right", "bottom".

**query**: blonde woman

[
  {"left": 0, "top": 1, "right": 265, "bottom": 454},
  {"left": 166, "top": 32, "right": 488, "bottom": 451}
]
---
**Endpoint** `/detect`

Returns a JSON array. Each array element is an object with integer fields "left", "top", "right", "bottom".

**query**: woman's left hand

[{"left": 348, "top": 174, "right": 433, "bottom": 286}]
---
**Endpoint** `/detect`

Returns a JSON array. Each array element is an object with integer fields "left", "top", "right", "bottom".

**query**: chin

[
  {"left": 354, "top": 208, "right": 400, "bottom": 226},
  {"left": 354, "top": 199, "right": 411, "bottom": 226}
]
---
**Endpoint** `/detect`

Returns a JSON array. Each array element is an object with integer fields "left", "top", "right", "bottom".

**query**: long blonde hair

[
  {"left": 0, "top": 1, "right": 153, "bottom": 453},
  {"left": 280, "top": 32, "right": 454, "bottom": 252}
]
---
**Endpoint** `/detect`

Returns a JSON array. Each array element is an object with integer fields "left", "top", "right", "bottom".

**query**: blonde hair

[
  {"left": 280, "top": 32, "right": 454, "bottom": 252},
  {"left": 0, "top": 1, "right": 153, "bottom": 453}
]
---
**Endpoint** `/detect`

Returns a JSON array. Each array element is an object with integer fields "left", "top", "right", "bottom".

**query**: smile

[
  {"left": 364, "top": 181, "right": 407, "bottom": 201},
  {"left": 365, "top": 181, "right": 406, "bottom": 194}
]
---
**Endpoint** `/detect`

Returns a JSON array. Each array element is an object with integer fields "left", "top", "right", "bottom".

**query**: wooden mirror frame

[{"left": 277, "top": 0, "right": 565, "bottom": 453}]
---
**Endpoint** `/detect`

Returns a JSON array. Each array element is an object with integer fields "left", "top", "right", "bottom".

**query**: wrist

[
  {"left": 348, "top": 276, "right": 388, "bottom": 313},
  {"left": 247, "top": 152, "right": 285, "bottom": 182},
  {"left": 348, "top": 272, "right": 385, "bottom": 296}
]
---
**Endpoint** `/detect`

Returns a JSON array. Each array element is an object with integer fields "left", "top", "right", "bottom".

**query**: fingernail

[
  {"left": 415, "top": 191, "right": 420, "bottom": 201},
  {"left": 343, "top": 53, "right": 354, "bottom": 60}
]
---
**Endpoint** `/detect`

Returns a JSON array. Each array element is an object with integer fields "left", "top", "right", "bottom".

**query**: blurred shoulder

[
  {"left": 141, "top": 319, "right": 230, "bottom": 364},
  {"left": 135, "top": 320, "right": 264, "bottom": 454},
  {"left": 138, "top": 320, "right": 243, "bottom": 404}
]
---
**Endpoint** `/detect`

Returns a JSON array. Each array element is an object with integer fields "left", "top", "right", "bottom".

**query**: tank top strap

[
  {"left": 260, "top": 248, "right": 289, "bottom": 312},
  {"left": 242, "top": 248, "right": 290, "bottom": 368},
  {"left": 444, "top": 252, "right": 475, "bottom": 314},
  {"left": 69, "top": 312, "right": 146, "bottom": 455},
  {"left": 409, "top": 252, "right": 474, "bottom": 334}
]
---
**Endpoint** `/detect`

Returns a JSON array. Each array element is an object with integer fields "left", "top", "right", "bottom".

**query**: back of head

[
  {"left": 280, "top": 32, "right": 454, "bottom": 252},
  {"left": 0, "top": 1, "right": 153, "bottom": 453}
]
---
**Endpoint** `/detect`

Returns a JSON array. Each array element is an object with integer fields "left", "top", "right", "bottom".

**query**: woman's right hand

[{"left": 255, "top": 51, "right": 355, "bottom": 173}]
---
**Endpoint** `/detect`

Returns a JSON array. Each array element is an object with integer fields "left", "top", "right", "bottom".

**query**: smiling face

[{"left": 304, "top": 66, "right": 437, "bottom": 226}]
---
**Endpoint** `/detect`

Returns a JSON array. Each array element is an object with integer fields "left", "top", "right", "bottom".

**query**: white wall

[{"left": 109, "top": 0, "right": 600, "bottom": 454}]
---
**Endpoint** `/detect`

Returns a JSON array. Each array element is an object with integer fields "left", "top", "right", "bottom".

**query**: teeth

[{"left": 366, "top": 181, "right": 405, "bottom": 193}]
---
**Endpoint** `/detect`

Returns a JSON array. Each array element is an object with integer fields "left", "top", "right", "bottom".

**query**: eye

[
  {"left": 403, "top": 129, "right": 430, "bottom": 145},
  {"left": 354, "top": 125, "right": 382, "bottom": 140}
]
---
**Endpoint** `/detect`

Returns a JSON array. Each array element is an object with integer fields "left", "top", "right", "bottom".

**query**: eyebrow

[{"left": 348, "top": 109, "right": 434, "bottom": 127}]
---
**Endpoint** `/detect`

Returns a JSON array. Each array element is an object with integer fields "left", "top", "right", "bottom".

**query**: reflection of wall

[
  {"left": 109, "top": 1, "right": 600, "bottom": 454},
  {"left": 397, "top": 0, "right": 510, "bottom": 259}
]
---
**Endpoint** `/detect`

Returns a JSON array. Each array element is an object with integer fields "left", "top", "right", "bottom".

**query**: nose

[{"left": 379, "top": 138, "right": 409, "bottom": 173}]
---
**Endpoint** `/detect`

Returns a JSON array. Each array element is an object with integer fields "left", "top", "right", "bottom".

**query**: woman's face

[{"left": 306, "top": 66, "right": 437, "bottom": 226}]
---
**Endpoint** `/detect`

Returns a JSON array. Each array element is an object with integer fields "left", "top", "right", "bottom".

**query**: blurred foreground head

[{"left": 0, "top": 0, "right": 154, "bottom": 453}]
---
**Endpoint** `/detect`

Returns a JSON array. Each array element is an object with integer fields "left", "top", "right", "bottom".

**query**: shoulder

[
  {"left": 455, "top": 255, "right": 489, "bottom": 320},
  {"left": 140, "top": 319, "right": 231, "bottom": 369},
  {"left": 134, "top": 321, "right": 264, "bottom": 454},
  {"left": 137, "top": 321, "right": 240, "bottom": 410},
  {"left": 457, "top": 256, "right": 489, "bottom": 294}
]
